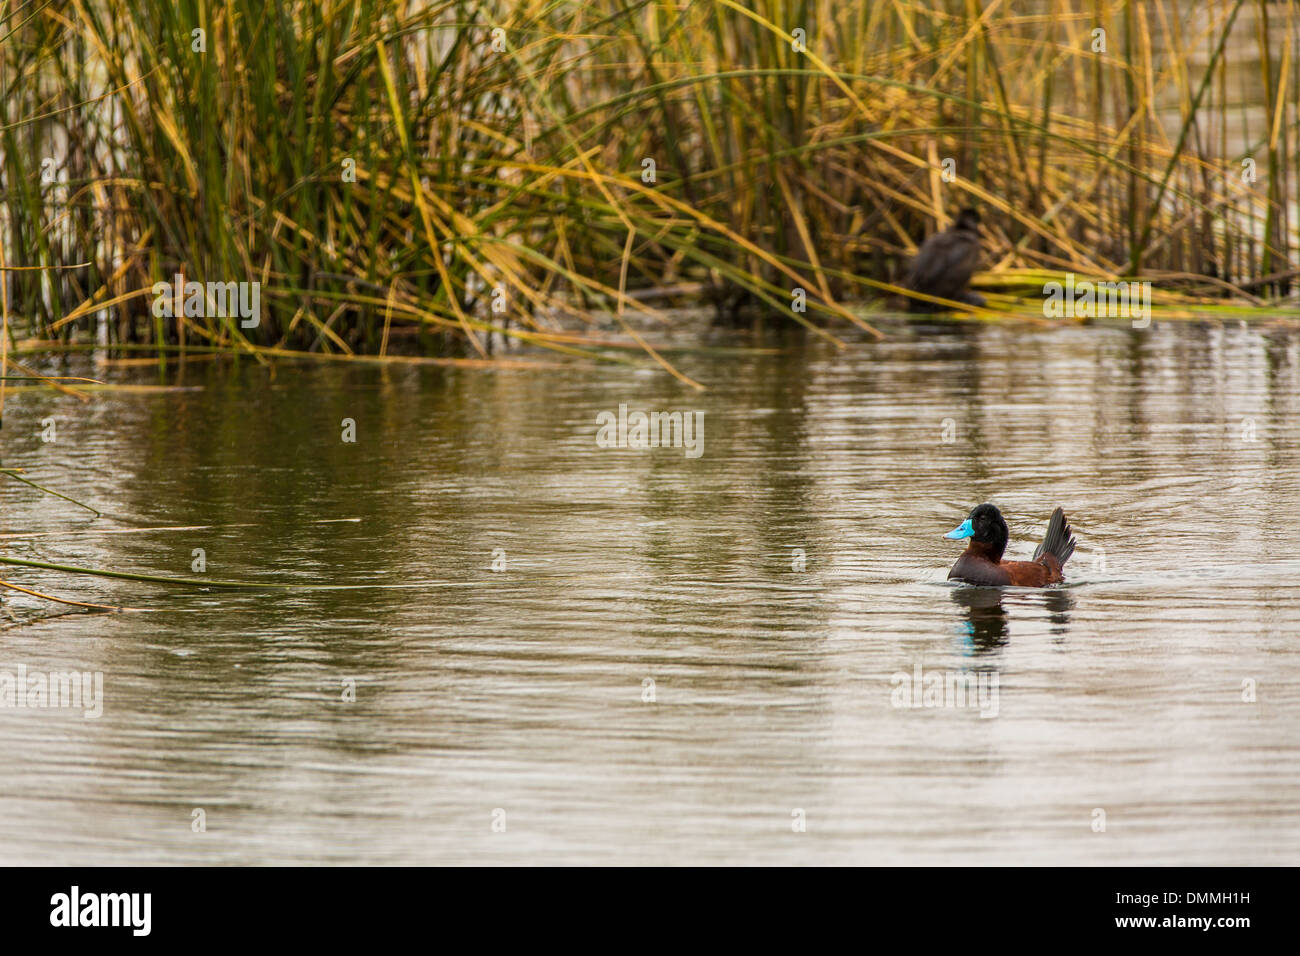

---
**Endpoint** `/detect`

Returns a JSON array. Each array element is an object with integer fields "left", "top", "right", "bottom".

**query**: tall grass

[{"left": 0, "top": 0, "right": 1296, "bottom": 368}]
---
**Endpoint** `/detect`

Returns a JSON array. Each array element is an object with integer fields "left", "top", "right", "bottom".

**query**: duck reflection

[
  {"left": 952, "top": 585, "right": 1078, "bottom": 651},
  {"left": 952, "top": 587, "right": 1009, "bottom": 651},
  {"left": 1043, "top": 587, "right": 1075, "bottom": 635}
]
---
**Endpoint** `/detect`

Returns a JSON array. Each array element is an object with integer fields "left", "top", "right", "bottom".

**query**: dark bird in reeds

[
  {"left": 902, "top": 208, "right": 985, "bottom": 311},
  {"left": 945, "top": 504, "right": 1076, "bottom": 587}
]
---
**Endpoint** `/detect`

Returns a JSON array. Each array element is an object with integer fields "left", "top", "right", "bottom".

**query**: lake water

[{"left": 0, "top": 316, "right": 1297, "bottom": 865}]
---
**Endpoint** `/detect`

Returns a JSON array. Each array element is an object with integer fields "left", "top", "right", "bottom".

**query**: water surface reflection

[{"left": 0, "top": 318, "right": 1297, "bottom": 864}]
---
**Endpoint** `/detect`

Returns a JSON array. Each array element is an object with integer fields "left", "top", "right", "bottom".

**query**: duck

[
  {"left": 944, "top": 503, "right": 1076, "bottom": 586},
  {"left": 903, "top": 208, "right": 985, "bottom": 311}
]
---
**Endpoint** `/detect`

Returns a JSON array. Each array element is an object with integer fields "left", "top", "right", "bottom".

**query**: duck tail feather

[{"left": 1033, "top": 507, "right": 1076, "bottom": 565}]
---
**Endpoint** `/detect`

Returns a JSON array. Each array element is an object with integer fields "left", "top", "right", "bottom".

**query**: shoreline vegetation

[{"left": 0, "top": 0, "right": 1297, "bottom": 384}]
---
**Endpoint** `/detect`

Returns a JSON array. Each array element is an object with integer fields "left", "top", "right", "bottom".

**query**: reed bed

[{"left": 1, "top": 0, "right": 1297, "bottom": 368}]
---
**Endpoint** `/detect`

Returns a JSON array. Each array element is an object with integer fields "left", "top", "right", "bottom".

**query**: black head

[
  {"left": 954, "top": 208, "right": 981, "bottom": 232},
  {"left": 945, "top": 503, "right": 1009, "bottom": 561}
]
